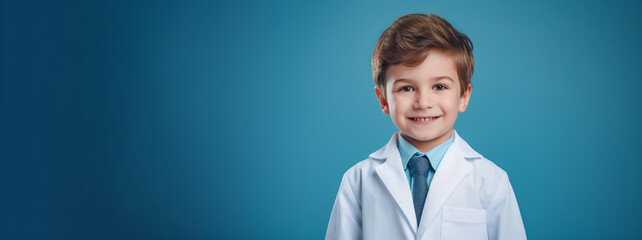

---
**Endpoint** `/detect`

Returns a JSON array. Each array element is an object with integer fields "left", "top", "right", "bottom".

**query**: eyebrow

[{"left": 394, "top": 76, "right": 454, "bottom": 84}]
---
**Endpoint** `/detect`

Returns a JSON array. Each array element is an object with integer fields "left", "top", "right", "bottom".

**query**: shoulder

[
  {"left": 341, "top": 155, "right": 383, "bottom": 185},
  {"left": 342, "top": 133, "right": 397, "bottom": 178},
  {"left": 462, "top": 155, "right": 511, "bottom": 197},
  {"left": 465, "top": 151, "right": 514, "bottom": 210},
  {"left": 469, "top": 156, "right": 509, "bottom": 182},
  {"left": 470, "top": 157, "right": 514, "bottom": 210},
  {"left": 452, "top": 132, "right": 514, "bottom": 205},
  {"left": 452, "top": 131, "right": 510, "bottom": 181}
]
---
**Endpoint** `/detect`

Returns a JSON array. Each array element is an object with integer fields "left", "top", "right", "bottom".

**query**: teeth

[{"left": 412, "top": 117, "right": 435, "bottom": 121}]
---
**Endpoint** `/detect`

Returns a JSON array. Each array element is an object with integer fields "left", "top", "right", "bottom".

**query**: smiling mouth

[{"left": 409, "top": 116, "right": 440, "bottom": 122}]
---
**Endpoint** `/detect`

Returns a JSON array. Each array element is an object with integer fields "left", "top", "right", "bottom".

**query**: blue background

[{"left": 2, "top": 0, "right": 642, "bottom": 239}]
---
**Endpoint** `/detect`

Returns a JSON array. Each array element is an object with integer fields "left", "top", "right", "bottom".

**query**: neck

[{"left": 401, "top": 129, "right": 453, "bottom": 153}]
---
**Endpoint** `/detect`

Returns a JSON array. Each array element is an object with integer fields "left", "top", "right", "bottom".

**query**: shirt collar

[{"left": 398, "top": 131, "right": 455, "bottom": 171}]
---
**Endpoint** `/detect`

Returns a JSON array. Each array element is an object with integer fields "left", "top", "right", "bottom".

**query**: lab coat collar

[
  {"left": 371, "top": 130, "right": 483, "bottom": 234},
  {"left": 372, "top": 132, "right": 417, "bottom": 230},
  {"left": 369, "top": 130, "right": 482, "bottom": 160}
]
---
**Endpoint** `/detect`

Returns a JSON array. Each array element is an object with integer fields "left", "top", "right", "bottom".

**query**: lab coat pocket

[{"left": 441, "top": 207, "right": 488, "bottom": 240}]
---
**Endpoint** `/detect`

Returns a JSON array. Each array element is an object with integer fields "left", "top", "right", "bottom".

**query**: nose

[{"left": 413, "top": 90, "right": 433, "bottom": 109}]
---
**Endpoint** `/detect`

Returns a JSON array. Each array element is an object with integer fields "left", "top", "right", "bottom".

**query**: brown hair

[{"left": 372, "top": 14, "right": 474, "bottom": 97}]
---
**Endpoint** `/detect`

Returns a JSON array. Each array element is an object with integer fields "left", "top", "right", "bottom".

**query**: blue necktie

[{"left": 408, "top": 154, "right": 431, "bottom": 224}]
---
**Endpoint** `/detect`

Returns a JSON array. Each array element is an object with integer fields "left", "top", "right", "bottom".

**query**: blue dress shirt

[{"left": 397, "top": 131, "right": 455, "bottom": 190}]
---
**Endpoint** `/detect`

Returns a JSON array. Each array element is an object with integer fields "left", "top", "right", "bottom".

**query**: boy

[{"left": 325, "top": 14, "right": 526, "bottom": 240}]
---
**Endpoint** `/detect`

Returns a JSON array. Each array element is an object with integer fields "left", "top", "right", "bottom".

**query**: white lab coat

[{"left": 325, "top": 131, "right": 526, "bottom": 240}]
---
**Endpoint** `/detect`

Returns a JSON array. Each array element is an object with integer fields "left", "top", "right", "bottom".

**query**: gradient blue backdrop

[{"left": 3, "top": 0, "right": 642, "bottom": 239}]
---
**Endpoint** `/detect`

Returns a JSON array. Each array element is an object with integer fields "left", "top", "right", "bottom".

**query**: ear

[
  {"left": 375, "top": 87, "right": 390, "bottom": 115},
  {"left": 458, "top": 84, "right": 472, "bottom": 112}
]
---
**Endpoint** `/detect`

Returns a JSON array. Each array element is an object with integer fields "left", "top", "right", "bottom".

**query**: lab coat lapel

[
  {"left": 372, "top": 133, "right": 418, "bottom": 231},
  {"left": 416, "top": 131, "right": 474, "bottom": 236}
]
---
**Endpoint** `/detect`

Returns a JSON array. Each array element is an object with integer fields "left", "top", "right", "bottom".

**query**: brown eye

[
  {"left": 433, "top": 84, "right": 447, "bottom": 91},
  {"left": 399, "top": 86, "right": 414, "bottom": 92}
]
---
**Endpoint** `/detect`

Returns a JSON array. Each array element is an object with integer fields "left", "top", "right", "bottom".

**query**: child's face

[{"left": 375, "top": 49, "right": 472, "bottom": 151}]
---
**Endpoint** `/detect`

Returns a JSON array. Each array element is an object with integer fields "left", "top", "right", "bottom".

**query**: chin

[
  {"left": 404, "top": 132, "right": 440, "bottom": 142},
  {"left": 405, "top": 127, "right": 454, "bottom": 142}
]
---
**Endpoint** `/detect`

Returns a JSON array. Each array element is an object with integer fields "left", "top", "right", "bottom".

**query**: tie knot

[{"left": 407, "top": 155, "right": 431, "bottom": 177}]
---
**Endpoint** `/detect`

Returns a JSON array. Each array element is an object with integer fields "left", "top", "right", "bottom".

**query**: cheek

[
  {"left": 391, "top": 96, "right": 410, "bottom": 112},
  {"left": 443, "top": 96, "right": 461, "bottom": 112},
  {"left": 389, "top": 96, "right": 406, "bottom": 120},
  {"left": 389, "top": 95, "right": 400, "bottom": 110}
]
